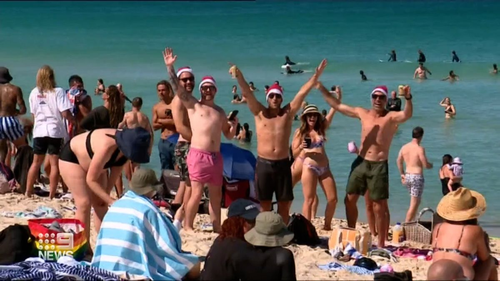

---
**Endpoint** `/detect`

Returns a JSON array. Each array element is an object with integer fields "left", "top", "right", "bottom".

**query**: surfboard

[{"left": 281, "top": 62, "right": 310, "bottom": 69}]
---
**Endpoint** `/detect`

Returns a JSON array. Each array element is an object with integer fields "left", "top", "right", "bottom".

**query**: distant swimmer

[
  {"left": 388, "top": 50, "right": 397, "bottom": 62},
  {"left": 413, "top": 63, "right": 432, "bottom": 79},
  {"left": 441, "top": 70, "right": 459, "bottom": 82},
  {"left": 249, "top": 81, "right": 258, "bottom": 92},
  {"left": 417, "top": 49, "right": 426, "bottom": 63},
  {"left": 360, "top": 70, "right": 368, "bottom": 81},
  {"left": 491, "top": 63, "right": 498, "bottom": 74},
  {"left": 451, "top": 51, "right": 461, "bottom": 63},
  {"left": 440, "top": 97, "right": 456, "bottom": 119},
  {"left": 283, "top": 56, "right": 296, "bottom": 66},
  {"left": 284, "top": 65, "right": 303, "bottom": 75},
  {"left": 386, "top": 91, "right": 402, "bottom": 112}
]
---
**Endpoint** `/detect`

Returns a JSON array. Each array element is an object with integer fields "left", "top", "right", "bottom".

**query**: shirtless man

[
  {"left": 231, "top": 60, "right": 327, "bottom": 223},
  {"left": 413, "top": 63, "right": 432, "bottom": 79},
  {"left": 163, "top": 48, "right": 196, "bottom": 226},
  {"left": 397, "top": 126, "right": 432, "bottom": 222},
  {"left": 173, "top": 71, "right": 237, "bottom": 232},
  {"left": 152, "top": 80, "right": 178, "bottom": 171},
  {"left": 0, "top": 67, "right": 27, "bottom": 163},
  {"left": 320, "top": 84, "right": 413, "bottom": 248}
]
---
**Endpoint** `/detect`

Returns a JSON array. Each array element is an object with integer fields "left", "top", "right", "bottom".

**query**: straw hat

[
  {"left": 436, "top": 187, "right": 486, "bottom": 221},
  {"left": 300, "top": 104, "right": 320, "bottom": 119}
]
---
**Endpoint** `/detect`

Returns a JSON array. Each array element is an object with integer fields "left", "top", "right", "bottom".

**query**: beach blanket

[
  {"left": 1, "top": 206, "right": 61, "bottom": 219},
  {"left": 318, "top": 262, "right": 380, "bottom": 275},
  {"left": 91, "top": 191, "right": 199, "bottom": 281}
]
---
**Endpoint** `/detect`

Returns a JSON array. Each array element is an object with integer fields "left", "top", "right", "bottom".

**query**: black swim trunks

[{"left": 255, "top": 157, "right": 293, "bottom": 202}]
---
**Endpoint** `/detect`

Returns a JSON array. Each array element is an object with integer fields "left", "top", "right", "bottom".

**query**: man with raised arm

[
  {"left": 318, "top": 83, "right": 413, "bottom": 248},
  {"left": 163, "top": 48, "right": 195, "bottom": 217},
  {"left": 229, "top": 60, "right": 327, "bottom": 224}
]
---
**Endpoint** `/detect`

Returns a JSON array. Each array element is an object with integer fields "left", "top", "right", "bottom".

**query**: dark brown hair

[{"left": 219, "top": 217, "right": 247, "bottom": 240}]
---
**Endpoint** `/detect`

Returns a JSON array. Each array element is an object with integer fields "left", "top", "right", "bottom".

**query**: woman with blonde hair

[
  {"left": 26, "top": 65, "right": 74, "bottom": 198},
  {"left": 290, "top": 85, "right": 341, "bottom": 222},
  {"left": 440, "top": 97, "right": 456, "bottom": 119},
  {"left": 292, "top": 94, "right": 338, "bottom": 229}
]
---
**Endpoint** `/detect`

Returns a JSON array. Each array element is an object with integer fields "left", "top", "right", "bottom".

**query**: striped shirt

[{"left": 91, "top": 191, "right": 199, "bottom": 280}]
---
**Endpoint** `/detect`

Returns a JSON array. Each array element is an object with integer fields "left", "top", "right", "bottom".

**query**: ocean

[{"left": 1, "top": 1, "right": 499, "bottom": 234}]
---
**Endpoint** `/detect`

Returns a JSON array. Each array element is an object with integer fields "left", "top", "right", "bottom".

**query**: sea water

[{"left": 1, "top": 1, "right": 499, "bottom": 234}]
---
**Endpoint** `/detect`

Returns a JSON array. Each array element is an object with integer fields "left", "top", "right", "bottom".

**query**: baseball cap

[{"left": 227, "top": 199, "right": 259, "bottom": 221}]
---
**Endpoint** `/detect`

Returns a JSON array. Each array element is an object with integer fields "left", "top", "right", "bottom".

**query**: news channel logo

[{"left": 37, "top": 232, "right": 74, "bottom": 251}]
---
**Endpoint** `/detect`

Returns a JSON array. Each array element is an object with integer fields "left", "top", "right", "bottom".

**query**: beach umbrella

[{"left": 220, "top": 143, "right": 256, "bottom": 181}]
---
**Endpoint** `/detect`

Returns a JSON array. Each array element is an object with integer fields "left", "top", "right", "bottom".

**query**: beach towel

[
  {"left": 91, "top": 191, "right": 199, "bottom": 280},
  {"left": 2, "top": 206, "right": 62, "bottom": 219},
  {"left": 318, "top": 262, "right": 380, "bottom": 275}
]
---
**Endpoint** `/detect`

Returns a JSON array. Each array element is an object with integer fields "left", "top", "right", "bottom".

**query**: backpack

[
  {"left": 287, "top": 213, "right": 320, "bottom": 246},
  {"left": 0, "top": 224, "right": 36, "bottom": 265}
]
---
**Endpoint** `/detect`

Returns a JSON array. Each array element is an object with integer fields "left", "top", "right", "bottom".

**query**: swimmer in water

[
  {"left": 452, "top": 51, "right": 461, "bottom": 63},
  {"left": 264, "top": 85, "right": 269, "bottom": 94},
  {"left": 440, "top": 97, "right": 456, "bottom": 119},
  {"left": 491, "top": 64, "right": 498, "bottom": 74},
  {"left": 231, "top": 85, "right": 247, "bottom": 104},
  {"left": 413, "top": 63, "right": 432, "bottom": 80},
  {"left": 283, "top": 56, "right": 296, "bottom": 66},
  {"left": 417, "top": 49, "right": 426, "bottom": 63},
  {"left": 441, "top": 70, "right": 459, "bottom": 82},
  {"left": 249, "top": 81, "right": 258, "bottom": 92},
  {"left": 285, "top": 65, "right": 303, "bottom": 75},
  {"left": 388, "top": 50, "right": 397, "bottom": 62},
  {"left": 360, "top": 70, "right": 368, "bottom": 81}
]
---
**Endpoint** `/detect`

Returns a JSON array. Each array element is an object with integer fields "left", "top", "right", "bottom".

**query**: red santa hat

[
  {"left": 371, "top": 85, "right": 388, "bottom": 97},
  {"left": 266, "top": 84, "right": 283, "bottom": 100},
  {"left": 176, "top": 66, "right": 193, "bottom": 78},
  {"left": 199, "top": 76, "right": 217, "bottom": 91}
]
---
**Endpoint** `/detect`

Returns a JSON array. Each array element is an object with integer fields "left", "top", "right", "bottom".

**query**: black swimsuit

[{"left": 59, "top": 130, "right": 128, "bottom": 168}]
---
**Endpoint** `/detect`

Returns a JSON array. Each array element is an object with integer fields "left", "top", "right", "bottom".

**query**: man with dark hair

[
  {"left": 152, "top": 79, "right": 177, "bottom": 171},
  {"left": 67, "top": 74, "right": 92, "bottom": 137},
  {"left": 397, "top": 126, "right": 432, "bottom": 222}
]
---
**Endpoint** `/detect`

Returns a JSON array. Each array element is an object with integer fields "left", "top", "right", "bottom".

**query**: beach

[{"left": 2, "top": 193, "right": 499, "bottom": 280}]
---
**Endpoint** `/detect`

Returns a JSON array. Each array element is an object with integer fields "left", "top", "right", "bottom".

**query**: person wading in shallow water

[{"left": 319, "top": 84, "right": 413, "bottom": 248}]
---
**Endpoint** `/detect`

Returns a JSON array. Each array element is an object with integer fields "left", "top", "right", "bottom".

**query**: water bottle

[{"left": 392, "top": 223, "right": 403, "bottom": 244}]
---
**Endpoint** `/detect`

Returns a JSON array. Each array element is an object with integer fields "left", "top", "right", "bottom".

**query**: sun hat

[
  {"left": 115, "top": 127, "right": 151, "bottom": 164},
  {"left": 452, "top": 157, "right": 462, "bottom": 165},
  {"left": 227, "top": 199, "right": 260, "bottom": 221},
  {"left": 129, "top": 168, "right": 163, "bottom": 196},
  {"left": 0, "top": 67, "right": 13, "bottom": 84},
  {"left": 244, "top": 212, "right": 294, "bottom": 247},
  {"left": 300, "top": 104, "right": 321, "bottom": 119},
  {"left": 436, "top": 187, "right": 486, "bottom": 221}
]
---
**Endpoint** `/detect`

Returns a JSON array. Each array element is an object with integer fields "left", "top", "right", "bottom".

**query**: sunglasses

[
  {"left": 268, "top": 94, "right": 282, "bottom": 100},
  {"left": 201, "top": 85, "right": 216, "bottom": 91},
  {"left": 180, "top": 77, "right": 194, "bottom": 83},
  {"left": 371, "top": 94, "right": 386, "bottom": 100}
]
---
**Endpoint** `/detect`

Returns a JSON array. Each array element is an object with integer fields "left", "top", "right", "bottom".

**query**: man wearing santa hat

[
  {"left": 228, "top": 60, "right": 327, "bottom": 224},
  {"left": 318, "top": 83, "right": 413, "bottom": 248}
]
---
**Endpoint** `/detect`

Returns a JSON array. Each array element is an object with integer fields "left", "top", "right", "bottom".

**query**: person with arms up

[
  {"left": 230, "top": 59, "right": 327, "bottom": 224},
  {"left": 319, "top": 84, "right": 413, "bottom": 248},
  {"left": 396, "top": 126, "right": 433, "bottom": 222}
]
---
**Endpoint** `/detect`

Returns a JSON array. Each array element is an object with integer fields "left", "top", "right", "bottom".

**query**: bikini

[
  {"left": 59, "top": 130, "right": 128, "bottom": 169},
  {"left": 433, "top": 224, "right": 476, "bottom": 261},
  {"left": 303, "top": 136, "right": 329, "bottom": 176}
]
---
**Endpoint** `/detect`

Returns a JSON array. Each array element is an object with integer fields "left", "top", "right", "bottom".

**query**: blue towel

[
  {"left": 318, "top": 262, "right": 380, "bottom": 275},
  {"left": 91, "top": 191, "right": 199, "bottom": 280}
]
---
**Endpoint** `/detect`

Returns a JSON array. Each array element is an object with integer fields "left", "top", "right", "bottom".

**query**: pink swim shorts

[{"left": 186, "top": 147, "right": 223, "bottom": 187}]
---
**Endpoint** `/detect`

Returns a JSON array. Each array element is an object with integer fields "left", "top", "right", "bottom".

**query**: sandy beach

[{"left": 1, "top": 193, "right": 499, "bottom": 280}]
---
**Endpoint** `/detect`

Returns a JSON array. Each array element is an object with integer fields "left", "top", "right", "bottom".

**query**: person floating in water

[
  {"left": 452, "top": 51, "right": 461, "bottom": 63},
  {"left": 491, "top": 63, "right": 498, "bottom": 74},
  {"left": 417, "top": 49, "right": 426, "bottom": 63},
  {"left": 388, "top": 50, "right": 397, "bottom": 62},
  {"left": 360, "top": 70, "right": 368, "bottom": 81},
  {"left": 283, "top": 56, "right": 296, "bottom": 66},
  {"left": 284, "top": 65, "right": 303, "bottom": 74},
  {"left": 442, "top": 70, "right": 459, "bottom": 82}
]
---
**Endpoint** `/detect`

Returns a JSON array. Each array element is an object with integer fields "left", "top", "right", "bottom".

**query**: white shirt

[{"left": 29, "top": 87, "right": 72, "bottom": 139}]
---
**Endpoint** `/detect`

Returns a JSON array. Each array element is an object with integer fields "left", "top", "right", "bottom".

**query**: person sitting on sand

[
  {"left": 92, "top": 168, "right": 200, "bottom": 280},
  {"left": 201, "top": 199, "right": 259, "bottom": 280},
  {"left": 442, "top": 70, "right": 459, "bottom": 82},
  {"left": 432, "top": 187, "right": 497, "bottom": 281},
  {"left": 427, "top": 259, "right": 468, "bottom": 280},
  {"left": 439, "top": 97, "right": 456, "bottom": 119},
  {"left": 58, "top": 127, "right": 152, "bottom": 254}
]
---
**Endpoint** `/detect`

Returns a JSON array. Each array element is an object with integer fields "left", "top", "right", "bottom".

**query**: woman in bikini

[
  {"left": 94, "top": 78, "right": 105, "bottom": 95},
  {"left": 440, "top": 97, "right": 456, "bottom": 119},
  {"left": 292, "top": 103, "right": 338, "bottom": 229},
  {"left": 58, "top": 127, "right": 152, "bottom": 253},
  {"left": 432, "top": 187, "right": 497, "bottom": 280},
  {"left": 291, "top": 87, "right": 341, "bottom": 222}
]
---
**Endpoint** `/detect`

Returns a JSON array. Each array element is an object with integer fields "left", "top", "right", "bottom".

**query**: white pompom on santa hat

[
  {"left": 199, "top": 76, "right": 217, "bottom": 91},
  {"left": 176, "top": 66, "right": 193, "bottom": 78},
  {"left": 266, "top": 84, "right": 283, "bottom": 100}
]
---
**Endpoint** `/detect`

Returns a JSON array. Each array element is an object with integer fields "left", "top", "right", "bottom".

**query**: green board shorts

[{"left": 346, "top": 156, "right": 389, "bottom": 201}]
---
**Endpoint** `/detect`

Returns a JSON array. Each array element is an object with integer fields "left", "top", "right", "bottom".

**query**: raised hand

[
  {"left": 314, "top": 59, "right": 328, "bottom": 79},
  {"left": 163, "top": 47, "right": 177, "bottom": 67},
  {"left": 404, "top": 86, "right": 412, "bottom": 99},
  {"left": 228, "top": 62, "right": 240, "bottom": 78}
]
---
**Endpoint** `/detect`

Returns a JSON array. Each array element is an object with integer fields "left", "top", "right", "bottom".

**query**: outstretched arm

[
  {"left": 324, "top": 86, "right": 342, "bottom": 128},
  {"left": 391, "top": 86, "right": 413, "bottom": 123},
  {"left": 289, "top": 59, "right": 327, "bottom": 116},
  {"left": 163, "top": 47, "right": 180, "bottom": 92},
  {"left": 317, "top": 82, "right": 360, "bottom": 119},
  {"left": 230, "top": 65, "right": 265, "bottom": 116}
]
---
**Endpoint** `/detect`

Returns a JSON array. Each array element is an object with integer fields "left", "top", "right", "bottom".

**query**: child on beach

[{"left": 448, "top": 157, "right": 463, "bottom": 190}]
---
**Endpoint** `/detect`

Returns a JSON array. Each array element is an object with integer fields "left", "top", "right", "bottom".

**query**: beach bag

[
  {"left": 329, "top": 226, "right": 372, "bottom": 255},
  {"left": 287, "top": 213, "right": 320, "bottom": 246},
  {"left": 28, "top": 218, "right": 88, "bottom": 262},
  {"left": 0, "top": 224, "right": 36, "bottom": 265},
  {"left": 222, "top": 177, "right": 251, "bottom": 208}
]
